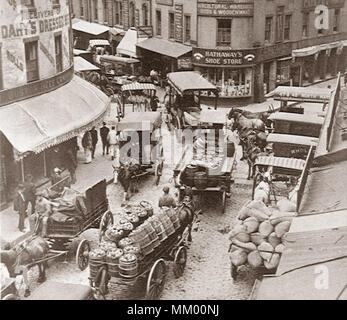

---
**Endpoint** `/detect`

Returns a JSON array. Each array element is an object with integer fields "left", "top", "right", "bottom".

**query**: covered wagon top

[
  {"left": 121, "top": 83, "right": 156, "bottom": 92},
  {"left": 167, "top": 72, "right": 218, "bottom": 96},
  {"left": 74, "top": 57, "right": 100, "bottom": 72},
  {"left": 117, "top": 112, "right": 162, "bottom": 132},
  {"left": 198, "top": 109, "right": 228, "bottom": 125},
  {"left": 99, "top": 55, "right": 140, "bottom": 64},
  {"left": 255, "top": 156, "right": 306, "bottom": 172},
  {"left": 268, "top": 112, "right": 325, "bottom": 125},
  {"left": 267, "top": 133, "right": 319, "bottom": 146},
  {"left": 266, "top": 86, "right": 333, "bottom": 103}
]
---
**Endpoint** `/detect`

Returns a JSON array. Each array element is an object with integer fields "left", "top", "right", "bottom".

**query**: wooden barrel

[
  {"left": 119, "top": 254, "right": 138, "bottom": 279},
  {"left": 162, "top": 207, "right": 181, "bottom": 231},
  {"left": 128, "top": 226, "right": 154, "bottom": 256},
  {"left": 194, "top": 171, "right": 208, "bottom": 189},
  {"left": 184, "top": 164, "right": 199, "bottom": 186},
  {"left": 157, "top": 212, "right": 175, "bottom": 236},
  {"left": 148, "top": 216, "right": 168, "bottom": 242},
  {"left": 89, "top": 251, "right": 106, "bottom": 279}
]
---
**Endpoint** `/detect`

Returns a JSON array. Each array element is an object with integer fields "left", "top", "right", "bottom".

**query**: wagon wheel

[
  {"left": 173, "top": 246, "right": 187, "bottom": 278},
  {"left": 94, "top": 266, "right": 109, "bottom": 300},
  {"left": 221, "top": 191, "right": 227, "bottom": 214},
  {"left": 99, "top": 211, "right": 114, "bottom": 242},
  {"left": 76, "top": 239, "right": 90, "bottom": 271},
  {"left": 145, "top": 259, "right": 166, "bottom": 300},
  {"left": 230, "top": 263, "right": 238, "bottom": 280}
]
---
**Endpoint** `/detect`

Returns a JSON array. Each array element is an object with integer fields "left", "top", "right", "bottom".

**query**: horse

[
  {"left": 0, "top": 235, "right": 50, "bottom": 297},
  {"left": 230, "top": 111, "right": 266, "bottom": 133},
  {"left": 117, "top": 163, "right": 140, "bottom": 203},
  {"left": 228, "top": 105, "right": 275, "bottom": 125}
]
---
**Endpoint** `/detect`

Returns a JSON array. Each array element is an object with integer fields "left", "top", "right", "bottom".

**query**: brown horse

[
  {"left": 228, "top": 105, "right": 275, "bottom": 125},
  {"left": 0, "top": 236, "right": 50, "bottom": 297},
  {"left": 118, "top": 163, "right": 140, "bottom": 202},
  {"left": 230, "top": 111, "right": 266, "bottom": 133}
]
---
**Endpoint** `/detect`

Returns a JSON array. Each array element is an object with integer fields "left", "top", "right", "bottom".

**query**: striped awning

[
  {"left": 89, "top": 39, "right": 110, "bottom": 47},
  {"left": 121, "top": 83, "right": 156, "bottom": 92},
  {"left": 255, "top": 156, "right": 306, "bottom": 171}
]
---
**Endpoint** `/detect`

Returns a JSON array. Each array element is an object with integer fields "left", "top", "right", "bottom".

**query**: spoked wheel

[
  {"left": 221, "top": 191, "right": 226, "bottom": 214},
  {"left": 94, "top": 266, "right": 109, "bottom": 300},
  {"left": 173, "top": 246, "right": 187, "bottom": 278},
  {"left": 99, "top": 211, "right": 114, "bottom": 242},
  {"left": 76, "top": 239, "right": 90, "bottom": 271},
  {"left": 145, "top": 259, "right": 166, "bottom": 300}
]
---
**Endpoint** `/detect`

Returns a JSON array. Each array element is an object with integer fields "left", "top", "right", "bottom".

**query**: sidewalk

[{"left": 0, "top": 139, "right": 114, "bottom": 246}]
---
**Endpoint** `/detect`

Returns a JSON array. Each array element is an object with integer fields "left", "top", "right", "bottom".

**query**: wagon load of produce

[
  {"left": 228, "top": 200, "right": 296, "bottom": 271},
  {"left": 89, "top": 248, "right": 107, "bottom": 278}
]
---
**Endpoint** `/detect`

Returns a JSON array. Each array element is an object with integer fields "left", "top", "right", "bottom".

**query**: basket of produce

[
  {"left": 105, "top": 226, "right": 125, "bottom": 242},
  {"left": 123, "top": 244, "right": 141, "bottom": 259},
  {"left": 89, "top": 248, "right": 107, "bottom": 279},
  {"left": 118, "top": 237, "right": 134, "bottom": 249},
  {"left": 142, "top": 221, "right": 161, "bottom": 250},
  {"left": 119, "top": 253, "right": 138, "bottom": 279},
  {"left": 229, "top": 200, "right": 295, "bottom": 275},
  {"left": 129, "top": 226, "right": 154, "bottom": 256},
  {"left": 123, "top": 213, "right": 140, "bottom": 229},
  {"left": 99, "top": 240, "right": 118, "bottom": 252},
  {"left": 161, "top": 207, "right": 181, "bottom": 231},
  {"left": 140, "top": 201, "right": 154, "bottom": 217},
  {"left": 157, "top": 212, "right": 175, "bottom": 237},
  {"left": 117, "top": 222, "right": 134, "bottom": 237},
  {"left": 106, "top": 248, "right": 124, "bottom": 277},
  {"left": 148, "top": 216, "right": 168, "bottom": 242}
]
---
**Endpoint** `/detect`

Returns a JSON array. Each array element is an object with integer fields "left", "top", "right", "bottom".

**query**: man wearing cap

[
  {"left": 100, "top": 122, "right": 110, "bottom": 156},
  {"left": 158, "top": 187, "right": 177, "bottom": 208},
  {"left": 14, "top": 184, "right": 27, "bottom": 232}
]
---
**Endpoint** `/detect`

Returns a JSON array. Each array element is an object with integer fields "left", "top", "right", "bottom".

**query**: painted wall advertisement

[
  {"left": 197, "top": 1, "right": 254, "bottom": 17},
  {"left": 175, "top": 4, "right": 183, "bottom": 43},
  {"left": 192, "top": 48, "right": 256, "bottom": 66}
]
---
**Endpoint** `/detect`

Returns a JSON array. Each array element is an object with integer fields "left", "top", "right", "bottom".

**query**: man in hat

[
  {"left": 14, "top": 183, "right": 27, "bottom": 232},
  {"left": 24, "top": 174, "right": 36, "bottom": 215},
  {"left": 158, "top": 186, "right": 176, "bottom": 208},
  {"left": 90, "top": 126, "right": 98, "bottom": 159},
  {"left": 100, "top": 122, "right": 110, "bottom": 156}
]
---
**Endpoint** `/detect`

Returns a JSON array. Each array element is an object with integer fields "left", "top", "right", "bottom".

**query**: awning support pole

[
  {"left": 20, "top": 159, "right": 24, "bottom": 183},
  {"left": 215, "top": 92, "right": 218, "bottom": 110},
  {"left": 43, "top": 151, "right": 47, "bottom": 177}
]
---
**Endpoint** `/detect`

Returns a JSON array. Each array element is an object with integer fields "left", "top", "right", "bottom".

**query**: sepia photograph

[{"left": 0, "top": 0, "right": 347, "bottom": 305}]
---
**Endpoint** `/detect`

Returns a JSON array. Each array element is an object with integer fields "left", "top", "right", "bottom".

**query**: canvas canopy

[{"left": 0, "top": 76, "right": 109, "bottom": 160}]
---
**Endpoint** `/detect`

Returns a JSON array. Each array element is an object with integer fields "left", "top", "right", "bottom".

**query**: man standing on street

[
  {"left": 24, "top": 174, "right": 36, "bottom": 215},
  {"left": 14, "top": 184, "right": 27, "bottom": 232},
  {"left": 82, "top": 131, "right": 93, "bottom": 164},
  {"left": 65, "top": 149, "right": 77, "bottom": 184},
  {"left": 107, "top": 126, "right": 119, "bottom": 161},
  {"left": 158, "top": 186, "right": 177, "bottom": 208},
  {"left": 90, "top": 127, "right": 98, "bottom": 159},
  {"left": 100, "top": 122, "right": 110, "bottom": 156}
]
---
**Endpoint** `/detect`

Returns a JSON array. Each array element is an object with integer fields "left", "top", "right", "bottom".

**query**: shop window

[
  {"left": 80, "top": 0, "right": 84, "bottom": 17},
  {"left": 333, "top": 9, "right": 340, "bottom": 32},
  {"left": 21, "top": 0, "right": 34, "bottom": 6},
  {"left": 302, "top": 12, "right": 309, "bottom": 37},
  {"left": 142, "top": 4, "right": 149, "bottom": 26},
  {"left": 94, "top": 0, "right": 98, "bottom": 21},
  {"left": 156, "top": 10, "right": 162, "bottom": 36},
  {"left": 114, "top": 1, "right": 123, "bottom": 26},
  {"left": 55, "top": 34, "right": 63, "bottom": 73},
  {"left": 284, "top": 15, "right": 291, "bottom": 40},
  {"left": 217, "top": 19, "right": 231, "bottom": 47},
  {"left": 52, "top": 0, "right": 60, "bottom": 10},
  {"left": 185, "top": 15, "right": 191, "bottom": 43},
  {"left": 25, "top": 40, "right": 39, "bottom": 83},
  {"left": 275, "top": 6, "right": 284, "bottom": 42},
  {"left": 103, "top": 0, "right": 108, "bottom": 24},
  {"left": 201, "top": 68, "right": 252, "bottom": 98},
  {"left": 129, "top": 2, "right": 135, "bottom": 27},
  {"left": 265, "top": 16, "right": 272, "bottom": 42},
  {"left": 169, "top": 12, "right": 175, "bottom": 39},
  {"left": 277, "top": 59, "right": 291, "bottom": 85}
]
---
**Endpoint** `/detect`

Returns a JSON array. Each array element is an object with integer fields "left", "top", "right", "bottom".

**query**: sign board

[
  {"left": 302, "top": 0, "right": 345, "bottom": 10},
  {"left": 156, "top": 0, "right": 173, "bottom": 5},
  {"left": 192, "top": 48, "right": 256, "bottom": 66},
  {"left": 178, "top": 57, "right": 193, "bottom": 70},
  {"left": 135, "top": 9, "right": 140, "bottom": 27},
  {"left": 197, "top": 2, "right": 253, "bottom": 17},
  {"left": 175, "top": 4, "right": 183, "bottom": 43}
]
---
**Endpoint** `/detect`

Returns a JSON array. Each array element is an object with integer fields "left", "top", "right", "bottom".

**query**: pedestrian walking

[
  {"left": 90, "top": 126, "right": 98, "bottom": 159},
  {"left": 14, "top": 183, "right": 27, "bottom": 232},
  {"left": 158, "top": 186, "right": 177, "bottom": 208},
  {"left": 24, "top": 174, "right": 36, "bottom": 215},
  {"left": 65, "top": 149, "right": 77, "bottom": 184},
  {"left": 82, "top": 131, "right": 93, "bottom": 164},
  {"left": 100, "top": 122, "right": 110, "bottom": 155},
  {"left": 107, "top": 126, "right": 119, "bottom": 161}
]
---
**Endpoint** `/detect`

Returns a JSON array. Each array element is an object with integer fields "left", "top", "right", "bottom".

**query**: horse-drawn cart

[
  {"left": 117, "top": 112, "right": 164, "bottom": 186},
  {"left": 89, "top": 200, "right": 196, "bottom": 300}
]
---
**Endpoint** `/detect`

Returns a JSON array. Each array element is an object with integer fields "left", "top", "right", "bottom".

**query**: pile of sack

[{"left": 229, "top": 200, "right": 296, "bottom": 271}]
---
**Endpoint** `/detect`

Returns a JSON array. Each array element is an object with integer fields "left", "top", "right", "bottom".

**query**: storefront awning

[
  {"left": 109, "top": 27, "right": 125, "bottom": 37},
  {"left": 121, "top": 83, "right": 156, "bottom": 92},
  {"left": 168, "top": 71, "right": 218, "bottom": 95},
  {"left": 72, "top": 20, "right": 110, "bottom": 36},
  {"left": 116, "top": 28, "right": 147, "bottom": 58},
  {"left": 266, "top": 86, "right": 333, "bottom": 102},
  {"left": 74, "top": 57, "right": 100, "bottom": 72},
  {"left": 136, "top": 37, "right": 192, "bottom": 59},
  {"left": 73, "top": 49, "right": 90, "bottom": 56},
  {"left": 117, "top": 112, "right": 162, "bottom": 131},
  {"left": 292, "top": 41, "right": 344, "bottom": 58},
  {"left": 0, "top": 76, "right": 109, "bottom": 159},
  {"left": 100, "top": 55, "right": 140, "bottom": 64}
]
